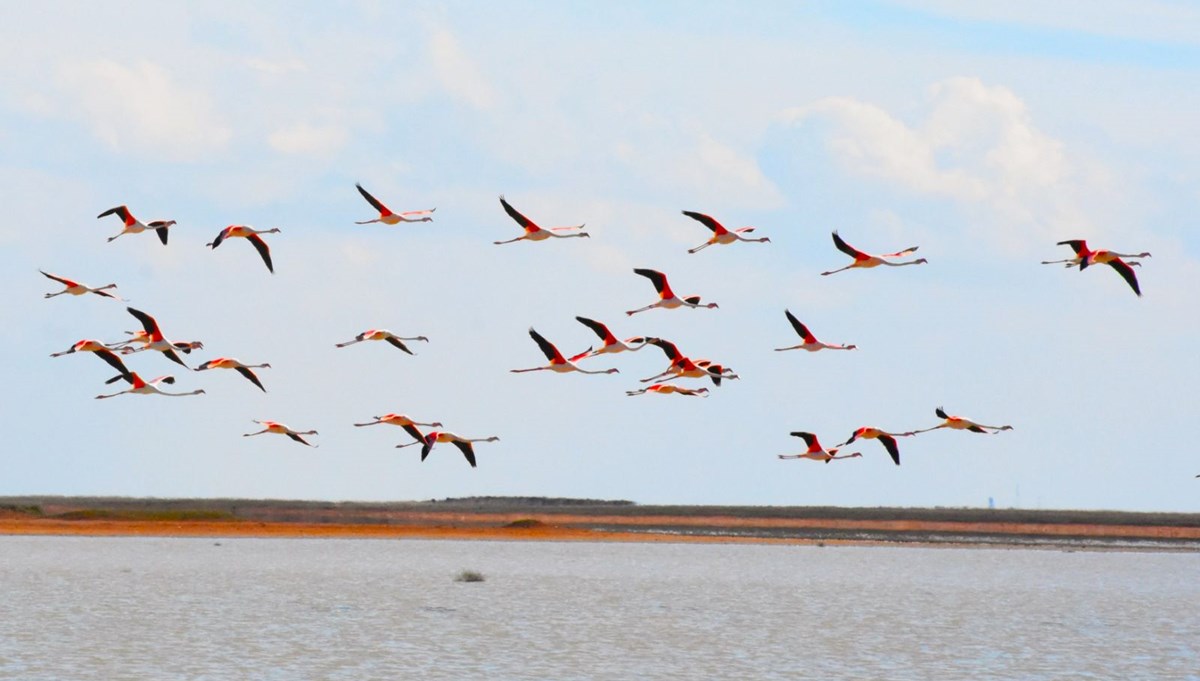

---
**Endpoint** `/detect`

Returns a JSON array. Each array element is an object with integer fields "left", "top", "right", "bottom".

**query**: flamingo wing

[
  {"left": 647, "top": 338, "right": 682, "bottom": 361},
  {"left": 831, "top": 231, "right": 868, "bottom": 260},
  {"left": 356, "top": 183, "right": 393, "bottom": 216},
  {"left": 288, "top": 432, "right": 314, "bottom": 446},
  {"left": 789, "top": 431, "right": 819, "bottom": 448},
  {"left": 632, "top": 268, "right": 670, "bottom": 296},
  {"left": 247, "top": 234, "right": 274, "bottom": 273},
  {"left": 235, "top": 366, "right": 266, "bottom": 392},
  {"left": 97, "top": 205, "right": 132, "bottom": 223},
  {"left": 39, "top": 270, "right": 77, "bottom": 287},
  {"left": 878, "top": 435, "right": 900, "bottom": 466},
  {"left": 499, "top": 196, "right": 538, "bottom": 231},
  {"left": 385, "top": 336, "right": 414, "bottom": 354},
  {"left": 401, "top": 424, "right": 424, "bottom": 444},
  {"left": 575, "top": 316, "right": 616, "bottom": 344},
  {"left": 1106, "top": 259, "right": 1142, "bottom": 296},
  {"left": 126, "top": 307, "right": 161, "bottom": 338},
  {"left": 783, "top": 309, "right": 815, "bottom": 343},
  {"left": 451, "top": 440, "right": 478, "bottom": 468},
  {"left": 528, "top": 328, "right": 565, "bottom": 363},
  {"left": 209, "top": 227, "right": 232, "bottom": 249},
  {"left": 681, "top": 210, "right": 728, "bottom": 235},
  {"left": 94, "top": 349, "right": 133, "bottom": 382},
  {"left": 935, "top": 406, "right": 950, "bottom": 420},
  {"left": 420, "top": 435, "right": 436, "bottom": 462},
  {"left": 1056, "top": 239, "right": 1089, "bottom": 256}
]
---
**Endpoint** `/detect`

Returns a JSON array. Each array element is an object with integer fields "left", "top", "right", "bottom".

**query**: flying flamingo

[
  {"left": 640, "top": 338, "right": 738, "bottom": 386},
  {"left": 409, "top": 430, "right": 500, "bottom": 468},
  {"left": 354, "top": 183, "right": 435, "bottom": 225},
  {"left": 97, "top": 205, "right": 176, "bottom": 245},
  {"left": 1044, "top": 240, "right": 1148, "bottom": 296},
  {"left": 195, "top": 358, "right": 271, "bottom": 392},
  {"left": 123, "top": 307, "right": 191, "bottom": 368},
  {"left": 206, "top": 225, "right": 280, "bottom": 273},
  {"left": 775, "top": 310, "right": 856, "bottom": 352},
  {"left": 574, "top": 316, "right": 650, "bottom": 358},
  {"left": 511, "top": 328, "right": 618, "bottom": 375},
  {"left": 95, "top": 372, "right": 205, "bottom": 399},
  {"left": 625, "top": 383, "right": 709, "bottom": 397},
  {"left": 113, "top": 331, "right": 203, "bottom": 355},
  {"left": 820, "top": 231, "right": 927, "bottom": 275},
  {"left": 838, "top": 427, "right": 913, "bottom": 466},
  {"left": 335, "top": 329, "right": 429, "bottom": 355},
  {"left": 40, "top": 270, "right": 123, "bottom": 300},
  {"left": 49, "top": 339, "right": 133, "bottom": 381},
  {"left": 243, "top": 420, "right": 318, "bottom": 447},
  {"left": 494, "top": 196, "right": 589, "bottom": 244},
  {"left": 355, "top": 413, "right": 444, "bottom": 448},
  {"left": 907, "top": 407, "right": 1013, "bottom": 435},
  {"left": 778, "top": 432, "right": 862, "bottom": 463},
  {"left": 625, "top": 268, "right": 719, "bottom": 316},
  {"left": 681, "top": 210, "right": 770, "bottom": 254}
]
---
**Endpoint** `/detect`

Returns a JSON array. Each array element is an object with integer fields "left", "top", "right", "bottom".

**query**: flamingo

[
  {"left": 97, "top": 205, "right": 176, "bottom": 245},
  {"left": 681, "top": 210, "right": 770, "bottom": 253},
  {"left": 775, "top": 310, "right": 856, "bottom": 352},
  {"left": 206, "top": 225, "right": 280, "bottom": 273},
  {"left": 778, "top": 432, "right": 862, "bottom": 463},
  {"left": 574, "top": 316, "right": 650, "bottom": 358},
  {"left": 838, "top": 427, "right": 913, "bottom": 466},
  {"left": 243, "top": 420, "right": 318, "bottom": 447},
  {"left": 626, "top": 383, "right": 709, "bottom": 397},
  {"left": 114, "top": 331, "right": 204, "bottom": 355},
  {"left": 95, "top": 372, "right": 204, "bottom": 399},
  {"left": 40, "top": 270, "right": 123, "bottom": 300},
  {"left": 195, "top": 358, "right": 271, "bottom": 392},
  {"left": 355, "top": 413, "right": 443, "bottom": 448},
  {"left": 511, "top": 328, "right": 618, "bottom": 375},
  {"left": 354, "top": 183, "right": 435, "bottom": 224},
  {"left": 820, "top": 231, "right": 927, "bottom": 275},
  {"left": 907, "top": 407, "right": 1013, "bottom": 435},
  {"left": 411, "top": 430, "right": 500, "bottom": 468},
  {"left": 335, "top": 329, "right": 429, "bottom": 355},
  {"left": 1044, "top": 240, "right": 1147, "bottom": 296},
  {"left": 640, "top": 338, "right": 738, "bottom": 386},
  {"left": 49, "top": 339, "right": 133, "bottom": 382},
  {"left": 494, "top": 195, "right": 589, "bottom": 244},
  {"left": 123, "top": 307, "right": 191, "bottom": 368},
  {"left": 625, "top": 268, "right": 719, "bottom": 316}
]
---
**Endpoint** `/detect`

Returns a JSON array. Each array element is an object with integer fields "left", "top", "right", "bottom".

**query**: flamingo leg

[
  {"left": 687, "top": 241, "right": 714, "bottom": 254},
  {"left": 493, "top": 236, "right": 528, "bottom": 245},
  {"left": 820, "top": 264, "right": 856, "bottom": 276}
]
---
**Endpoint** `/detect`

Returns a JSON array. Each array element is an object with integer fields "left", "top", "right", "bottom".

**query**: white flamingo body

[
  {"left": 357, "top": 413, "right": 443, "bottom": 448},
  {"left": 50, "top": 339, "right": 133, "bottom": 381},
  {"left": 682, "top": 211, "right": 770, "bottom": 253},
  {"left": 640, "top": 338, "right": 738, "bottom": 386},
  {"left": 97, "top": 205, "right": 175, "bottom": 244},
  {"left": 1044, "top": 240, "right": 1146, "bottom": 296},
  {"left": 839, "top": 427, "right": 912, "bottom": 466},
  {"left": 494, "top": 196, "right": 588, "bottom": 244},
  {"left": 775, "top": 310, "right": 856, "bottom": 352},
  {"left": 243, "top": 420, "right": 318, "bottom": 447},
  {"left": 821, "top": 231, "right": 927, "bottom": 275},
  {"left": 336, "top": 329, "right": 429, "bottom": 354},
  {"left": 354, "top": 183, "right": 435, "bottom": 224},
  {"left": 95, "top": 372, "right": 204, "bottom": 399},
  {"left": 625, "top": 268, "right": 718, "bottom": 316},
  {"left": 511, "top": 328, "right": 618, "bottom": 375},
  {"left": 123, "top": 307, "right": 191, "bottom": 369}
]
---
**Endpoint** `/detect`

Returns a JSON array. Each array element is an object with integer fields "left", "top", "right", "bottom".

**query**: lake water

[{"left": 0, "top": 536, "right": 1197, "bottom": 680}]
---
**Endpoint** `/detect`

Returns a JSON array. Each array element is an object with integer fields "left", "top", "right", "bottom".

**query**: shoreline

[{"left": 3, "top": 502, "right": 1200, "bottom": 551}]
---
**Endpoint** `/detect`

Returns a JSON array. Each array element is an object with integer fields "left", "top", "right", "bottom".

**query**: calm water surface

[{"left": 0, "top": 536, "right": 1197, "bottom": 680}]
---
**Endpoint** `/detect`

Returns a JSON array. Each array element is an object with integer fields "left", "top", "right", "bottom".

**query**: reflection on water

[{"left": 1, "top": 536, "right": 1197, "bottom": 680}]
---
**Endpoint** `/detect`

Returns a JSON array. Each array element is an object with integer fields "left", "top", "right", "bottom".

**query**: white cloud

[
  {"left": 56, "top": 59, "right": 231, "bottom": 161},
  {"left": 268, "top": 122, "right": 349, "bottom": 156},
  {"left": 427, "top": 27, "right": 497, "bottom": 110},
  {"left": 785, "top": 77, "right": 1095, "bottom": 249}
]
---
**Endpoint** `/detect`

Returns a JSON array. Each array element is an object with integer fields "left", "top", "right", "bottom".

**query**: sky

[{"left": 2, "top": 1, "right": 1198, "bottom": 511}]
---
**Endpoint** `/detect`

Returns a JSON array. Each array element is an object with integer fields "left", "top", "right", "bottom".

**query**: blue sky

[{"left": 3, "top": 1, "right": 1198, "bottom": 510}]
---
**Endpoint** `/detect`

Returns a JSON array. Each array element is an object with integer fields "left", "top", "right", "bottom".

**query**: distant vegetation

[
  {"left": 504, "top": 519, "right": 545, "bottom": 528},
  {"left": 454, "top": 570, "right": 486, "bottom": 583},
  {"left": 0, "top": 503, "right": 43, "bottom": 516},
  {"left": 53, "top": 509, "right": 235, "bottom": 522}
]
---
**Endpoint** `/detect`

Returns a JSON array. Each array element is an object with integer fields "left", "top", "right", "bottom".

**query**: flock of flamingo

[{"left": 43, "top": 185, "right": 1151, "bottom": 469}]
